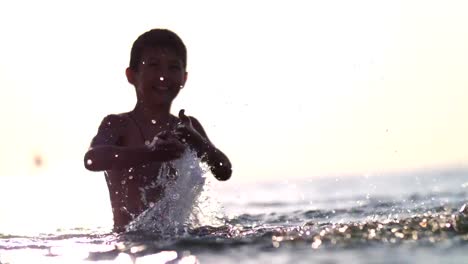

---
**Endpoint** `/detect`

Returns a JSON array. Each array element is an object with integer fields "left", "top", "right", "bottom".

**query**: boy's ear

[
  {"left": 125, "top": 67, "right": 136, "bottom": 85},
  {"left": 182, "top": 71, "right": 188, "bottom": 88}
]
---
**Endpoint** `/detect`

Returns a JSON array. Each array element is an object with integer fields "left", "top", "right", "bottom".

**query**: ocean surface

[{"left": 0, "top": 167, "right": 467, "bottom": 264}]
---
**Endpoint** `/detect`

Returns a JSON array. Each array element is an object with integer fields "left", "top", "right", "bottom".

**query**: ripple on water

[{"left": 1, "top": 204, "right": 467, "bottom": 262}]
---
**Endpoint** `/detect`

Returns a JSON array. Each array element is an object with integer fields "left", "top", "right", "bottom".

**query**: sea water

[{"left": 0, "top": 166, "right": 467, "bottom": 263}]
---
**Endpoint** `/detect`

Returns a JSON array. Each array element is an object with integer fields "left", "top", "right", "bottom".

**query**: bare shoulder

[
  {"left": 98, "top": 113, "right": 132, "bottom": 132},
  {"left": 91, "top": 113, "right": 132, "bottom": 147},
  {"left": 102, "top": 113, "right": 128, "bottom": 125}
]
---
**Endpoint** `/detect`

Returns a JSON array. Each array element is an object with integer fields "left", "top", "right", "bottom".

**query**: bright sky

[{"left": 1, "top": 0, "right": 468, "bottom": 182}]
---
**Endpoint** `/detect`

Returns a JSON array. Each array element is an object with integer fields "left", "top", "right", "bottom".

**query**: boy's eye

[
  {"left": 169, "top": 65, "right": 182, "bottom": 71},
  {"left": 141, "top": 60, "right": 183, "bottom": 72},
  {"left": 142, "top": 61, "right": 160, "bottom": 67}
]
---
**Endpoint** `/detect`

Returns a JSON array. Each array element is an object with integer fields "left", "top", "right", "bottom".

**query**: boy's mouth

[{"left": 153, "top": 86, "right": 169, "bottom": 91}]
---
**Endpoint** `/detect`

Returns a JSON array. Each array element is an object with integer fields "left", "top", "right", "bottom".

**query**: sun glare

[{"left": 0, "top": 174, "right": 113, "bottom": 235}]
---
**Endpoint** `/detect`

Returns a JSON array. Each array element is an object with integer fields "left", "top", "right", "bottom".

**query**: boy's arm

[
  {"left": 175, "top": 110, "right": 232, "bottom": 181},
  {"left": 84, "top": 115, "right": 184, "bottom": 172}
]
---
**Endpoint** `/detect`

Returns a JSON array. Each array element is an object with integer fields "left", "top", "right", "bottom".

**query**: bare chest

[{"left": 123, "top": 122, "right": 167, "bottom": 147}]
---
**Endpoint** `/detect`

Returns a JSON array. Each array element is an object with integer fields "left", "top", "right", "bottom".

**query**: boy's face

[{"left": 128, "top": 47, "right": 187, "bottom": 106}]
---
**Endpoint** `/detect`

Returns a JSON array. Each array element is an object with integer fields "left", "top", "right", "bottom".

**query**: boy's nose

[{"left": 157, "top": 68, "right": 169, "bottom": 81}]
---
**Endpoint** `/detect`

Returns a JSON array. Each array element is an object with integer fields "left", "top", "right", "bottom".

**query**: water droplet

[
  {"left": 128, "top": 168, "right": 134, "bottom": 172},
  {"left": 172, "top": 193, "right": 180, "bottom": 200},
  {"left": 121, "top": 180, "right": 126, "bottom": 185},
  {"left": 107, "top": 122, "right": 111, "bottom": 125},
  {"left": 86, "top": 159, "right": 93, "bottom": 165},
  {"left": 130, "top": 245, "right": 147, "bottom": 254},
  {"left": 180, "top": 85, "right": 184, "bottom": 88},
  {"left": 219, "top": 162, "right": 223, "bottom": 166},
  {"left": 311, "top": 238, "right": 322, "bottom": 249},
  {"left": 149, "top": 202, "right": 155, "bottom": 207},
  {"left": 114, "top": 154, "right": 119, "bottom": 158},
  {"left": 160, "top": 77, "right": 164, "bottom": 81},
  {"left": 128, "top": 175, "right": 134, "bottom": 180},
  {"left": 151, "top": 119, "right": 156, "bottom": 124}
]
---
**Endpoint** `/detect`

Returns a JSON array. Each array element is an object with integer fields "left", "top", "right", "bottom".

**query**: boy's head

[
  {"left": 126, "top": 29, "right": 188, "bottom": 106},
  {"left": 129, "top": 29, "right": 187, "bottom": 71}
]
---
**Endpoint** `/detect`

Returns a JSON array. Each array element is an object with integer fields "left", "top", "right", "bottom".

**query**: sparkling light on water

[{"left": 1, "top": 171, "right": 467, "bottom": 263}]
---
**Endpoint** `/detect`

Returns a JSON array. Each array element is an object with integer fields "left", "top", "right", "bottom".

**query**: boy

[{"left": 84, "top": 29, "right": 232, "bottom": 232}]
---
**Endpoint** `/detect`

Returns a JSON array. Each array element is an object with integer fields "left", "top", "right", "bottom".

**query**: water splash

[{"left": 126, "top": 149, "right": 223, "bottom": 235}]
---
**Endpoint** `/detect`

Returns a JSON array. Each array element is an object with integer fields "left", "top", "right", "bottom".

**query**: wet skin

[{"left": 84, "top": 47, "right": 232, "bottom": 231}]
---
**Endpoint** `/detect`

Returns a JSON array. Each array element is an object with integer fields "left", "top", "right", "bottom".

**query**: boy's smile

[{"left": 127, "top": 47, "right": 187, "bottom": 106}]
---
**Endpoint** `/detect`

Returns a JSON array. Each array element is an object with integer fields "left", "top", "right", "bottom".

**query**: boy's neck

[{"left": 133, "top": 102, "right": 172, "bottom": 121}]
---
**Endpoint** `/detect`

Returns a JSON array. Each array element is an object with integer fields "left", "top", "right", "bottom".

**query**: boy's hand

[
  {"left": 174, "top": 109, "right": 204, "bottom": 147},
  {"left": 147, "top": 131, "right": 185, "bottom": 161}
]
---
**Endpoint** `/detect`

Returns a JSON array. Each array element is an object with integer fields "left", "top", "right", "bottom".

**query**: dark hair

[{"left": 129, "top": 29, "right": 187, "bottom": 70}]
